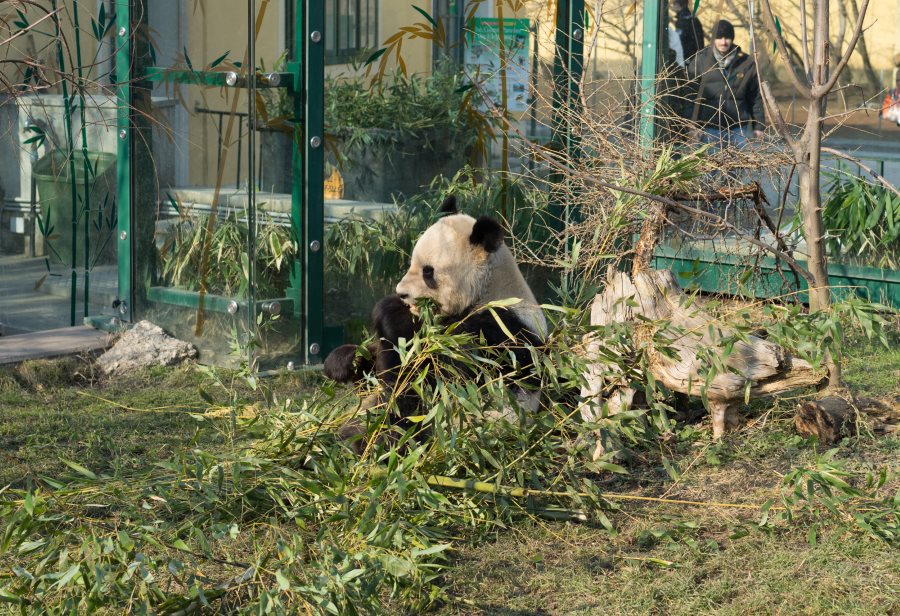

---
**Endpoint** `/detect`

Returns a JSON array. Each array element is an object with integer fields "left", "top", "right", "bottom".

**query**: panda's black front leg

[{"left": 371, "top": 294, "right": 419, "bottom": 378}]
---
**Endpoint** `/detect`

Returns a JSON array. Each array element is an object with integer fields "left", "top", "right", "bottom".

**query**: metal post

[
  {"left": 549, "top": 0, "right": 585, "bottom": 232},
  {"left": 639, "top": 0, "right": 667, "bottom": 149},
  {"left": 115, "top": 0, "right": 132, "bottom": 322},
  {"left": 301, "top": 0, "right": 325, "bottom": 364}
]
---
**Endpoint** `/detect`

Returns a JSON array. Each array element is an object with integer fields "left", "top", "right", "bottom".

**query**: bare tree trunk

[
  {"left": 797, "top": 106, "right": 830, "bottom": 314},
  {"left": 797, "top": 105, "right": 842, "bottom": 385},
  {"left": 754, "top": 0, "right": 872, "bottom": 388}
]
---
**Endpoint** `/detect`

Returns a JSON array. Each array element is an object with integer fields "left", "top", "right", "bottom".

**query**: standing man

[
  {"left": 685, "top": 19, "right": 765, "bottom": 148},
  {"left": 672, "top": 0, "right": 705, "bottom": 63}
]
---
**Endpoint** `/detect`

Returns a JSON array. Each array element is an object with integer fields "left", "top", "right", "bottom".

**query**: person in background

[
  {"left": 685, "top": 19, "right": 765, "bottom": 148},
  {"left": 672, "top": 0, "right": 705, "bottom": 63},
  {"left": 881, "top": 68, "right": 900, "bottom": 126}
]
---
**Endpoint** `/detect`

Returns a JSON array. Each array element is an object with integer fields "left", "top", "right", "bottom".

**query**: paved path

[{"left": 0, "top": 326, "right": 113, "bottom": 365}]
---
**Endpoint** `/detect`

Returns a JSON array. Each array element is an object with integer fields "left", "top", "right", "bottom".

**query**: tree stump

[
  {"left": 579, "top": 269, "right": 826, "bottom": 459},
  {"left": 795, "top": 395, "right": 899, "bottom": 442},
  {"left": 795, "top": 397, "right": 856, "bottom": 443}
]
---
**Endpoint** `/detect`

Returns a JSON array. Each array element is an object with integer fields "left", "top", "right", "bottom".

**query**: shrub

[{"left": 821, "top": 174, "right": 900, "bottom": 269}]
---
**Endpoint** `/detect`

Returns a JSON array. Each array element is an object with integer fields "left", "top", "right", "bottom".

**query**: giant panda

[{"left": 324, "top": 196, "right": 546, "bottom": 443}]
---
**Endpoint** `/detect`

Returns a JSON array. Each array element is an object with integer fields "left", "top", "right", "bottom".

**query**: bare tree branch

[
  {"left": 757, "top": 0, "right": 812, "bottom": 98},
  {"left": 821, "top": 147, "right": 900, "bottom": 200},
  {"left": 818, "top": 0, "right": 870, "bottom": 95},
  {"left": 798, "top": 0, "right": 810, "bottom": 76},
  {"left": 759, "top": 77, "right": 799, "bottom": 154}
]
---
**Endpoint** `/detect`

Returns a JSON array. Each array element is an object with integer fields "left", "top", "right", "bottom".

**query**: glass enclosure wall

[
  {"left": 0, "top": 3, "right": 120, "bottom": 334},
  {"left": 2, "top": 0, "right": 899, "bottom": 344},
  {"left": 131, "top": 0, "right": 306, "bottom": 368}
]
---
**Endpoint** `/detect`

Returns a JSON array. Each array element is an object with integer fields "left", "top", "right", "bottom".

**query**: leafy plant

[
  {"left": 159, "top": 209, "right": 297, "bottom": 298},
  {"left": 325, "top": 61, "right": 487, "bottom": 159},
  {"left": 759, "top": 448, "right": 899, "bottom": 547},
  {"left": 821, "top": 174, "right": 900, "bottom": 269}
]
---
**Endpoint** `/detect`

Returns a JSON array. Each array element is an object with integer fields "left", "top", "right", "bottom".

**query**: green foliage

[
  {"left": 325, "top": 62, "right": 487, "bottom": 158},
  {"left": 0, "top": 306, "right": 898, "bottom": 613},
  {"left": 759, "top": 448, "right": 899, "bottom": 546},
  {"left": 821, "top": 174, "right": 900, "bottom": 269},
  {"left": 158, "top": 210, "right": 297, "bottom": 298}
]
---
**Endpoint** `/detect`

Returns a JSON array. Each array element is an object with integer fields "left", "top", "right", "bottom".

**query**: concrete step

[{"left": 0, "top": 325, "right": 113, "bottom": 365}]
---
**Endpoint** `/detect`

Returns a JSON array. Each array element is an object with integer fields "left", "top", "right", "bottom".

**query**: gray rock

[{"left": 97, "top": 320, "right": 197, "bottom": 375}]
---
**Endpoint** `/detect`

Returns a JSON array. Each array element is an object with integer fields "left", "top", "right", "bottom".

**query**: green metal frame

[
  {"left": 115, "top": 0, "right": 132, "bottom": 322},
  {"left": 639, "top": 0, "right": 667, "bottom": 147},
  {"left": 549, "top": 0, "right": 585, "bottom": 235},
  {"left": 298, "top": 1, "right": 325, "bottom": 364},
  {"left": 145, "top": 68, "right": 296, "bottom": 90},
  {"left": 115, "top": 0, "right": 326, "bottom": 365},
  {"left": 653, "top": 245, "right": 900, "bottom": 307}
]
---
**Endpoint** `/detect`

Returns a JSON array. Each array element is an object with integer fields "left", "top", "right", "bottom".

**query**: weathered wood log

[
  {"left": 580, "top": 269, "right": 827, "bottom": 459},
  {"left": 795, "top": 395, "right": 900, "bottom": 441},
  {"left": 795, "top": 397, "right": 857, "bottom": 443}
]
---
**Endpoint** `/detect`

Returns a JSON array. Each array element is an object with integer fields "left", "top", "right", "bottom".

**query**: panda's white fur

[{"left": 396, "top": 213, "right": 547, "bottom": 341}]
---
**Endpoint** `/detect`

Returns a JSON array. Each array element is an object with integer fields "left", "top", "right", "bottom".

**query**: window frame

[{"left": 324, "top": 0, "right": 378, "bottom": 65}]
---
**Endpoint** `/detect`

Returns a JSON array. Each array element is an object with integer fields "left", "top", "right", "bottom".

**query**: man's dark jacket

[{"left": 685, "top": 44, "right": 766, "bottom": 132}]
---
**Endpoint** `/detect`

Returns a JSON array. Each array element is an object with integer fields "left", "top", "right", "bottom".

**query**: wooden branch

[
  {"left": 799, "top": 0, "right": 810, "bottom": 77},
  {"left": 668, "top": 183, "right": 762, "bottom": 202},
  {"left": 584, "top": 271, "right": 827, "bottom": 442},
  {"left": 746, "top": 12, "right": 799, "bottom": 153},
  {"left": 759, "top": 81, "right": 799, "bottom": 154},
  {"left": 822, "top": 147, "right": 900, "bottom": 200},
  {"left": 632, "top": 202, "right": 668, "bottom": 276},
  {"left": 820, "top": 0, "right": 871, "bottom": 96},
  {"left": 757, "top": 0, "right": 812, "bottom": 98}
]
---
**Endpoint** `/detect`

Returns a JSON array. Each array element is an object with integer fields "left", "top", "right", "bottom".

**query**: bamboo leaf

[
  {"left": 411, "top": 5, "right": 437, "bottom": 28},
  {"left": 62, "top": 459, "right": 97, "bottom": 480}
]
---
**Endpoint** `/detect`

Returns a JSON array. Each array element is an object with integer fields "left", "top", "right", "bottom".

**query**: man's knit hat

[{"left": 713, "top": 20, "right": 735, "bottom": 40}]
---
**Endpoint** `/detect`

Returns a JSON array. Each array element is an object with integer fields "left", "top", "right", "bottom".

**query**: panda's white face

[{"left": 396, "top": 214, "right": 491, "bottom": 316}]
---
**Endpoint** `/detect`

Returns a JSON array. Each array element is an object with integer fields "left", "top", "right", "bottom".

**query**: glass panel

[
  {"left": 133, "top": 0, "right": 301, "bottom": 367},
  {"left": 0, "top": 6, "right": 119, "bottom": 334}
]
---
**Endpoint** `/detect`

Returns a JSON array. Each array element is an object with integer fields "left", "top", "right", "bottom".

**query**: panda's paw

[
  {"left": 324, "top": 344, "right": 369, "bottom": 382},
  {"left": 372, "top": 294, "right": 417, "bottom": 343}
]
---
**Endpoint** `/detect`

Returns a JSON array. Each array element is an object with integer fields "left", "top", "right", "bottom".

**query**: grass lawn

[{"left": 0, "top": 325, "right": 897, "bottom": 614}]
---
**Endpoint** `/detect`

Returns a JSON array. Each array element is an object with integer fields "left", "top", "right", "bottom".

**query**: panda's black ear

[
  {"left": 470, "top": 216, "right": 504, "bottom": 253},
  {"left": 439, "top": 195, "right": 458, "bottom": 215}
]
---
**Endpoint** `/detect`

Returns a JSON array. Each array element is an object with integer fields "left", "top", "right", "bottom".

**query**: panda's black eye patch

[{"left": 422, "top": 265, "right": 438, "bottom": 289}]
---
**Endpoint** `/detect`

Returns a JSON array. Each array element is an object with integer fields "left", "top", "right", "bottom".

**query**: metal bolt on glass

[
  {"left": 266, "top": 72, "right": 281, "bottom": 87},
  {"left": 573, "top": 28, "right": 583, "bottom": 41},
  {"left": 227, "top": 300, "right": 239, "bottom": 315},
  {"left": 119, "top": 231, "right": 127, "bottom": 240},
  {"left": 118, "top": 26, "right": 126, "bottom": 37},
  {"left": 286, "top": 361, "right": 296, "bottom": 371},
  {"left": 310, "top": 31, "right": 322, "bottom": 43},
  {"left": 261, "top": 300, "right": 281, "bottom": 316},
  {"left": 119, "top": 129, "right": 127, "bottom": 139},
  {"left": 309, "top": 240, "right": 321, "bottom": 252},
  {"left": 309, "top": 343, "right": 321, "bottom": 356},
  {"left": 225, "top": 72, "right": 239, "bottom": 86},
  {"left": 309, "top": 135, "right": 322, "bottom": 148}
]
